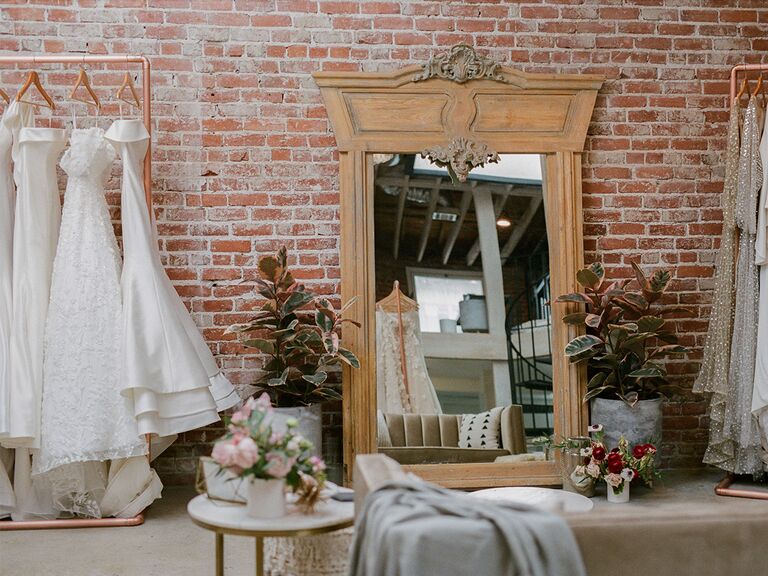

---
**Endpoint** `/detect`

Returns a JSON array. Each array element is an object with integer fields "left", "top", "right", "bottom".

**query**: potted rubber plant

[
  {"left": 227, "top": 246, "right": 360, "bottom": 451},
  {"left": 554, "top": 262, "right": 689, "bottom": 450}
]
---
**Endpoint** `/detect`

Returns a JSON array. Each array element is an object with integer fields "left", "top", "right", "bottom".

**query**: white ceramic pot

[
  {"left": 271, "top": 404, "right": 323, "bottom": 455},
  {"left": 246, "top": 478, "right": 286, "bottom": 519},
  {"left": 606, "top": 483, "right": 630, "bottom": 504},
  {"left": 591, "top": 397, "right": 662, "bottom": 451}
]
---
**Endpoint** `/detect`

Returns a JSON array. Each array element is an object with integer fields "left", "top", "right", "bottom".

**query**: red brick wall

[{"left": 3, "top": 1, "right": 768, "bottom": 477}]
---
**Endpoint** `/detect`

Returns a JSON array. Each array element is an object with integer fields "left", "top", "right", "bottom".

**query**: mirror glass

[{"left": 373, "top": 153, "right": 554, "bottom": 466}]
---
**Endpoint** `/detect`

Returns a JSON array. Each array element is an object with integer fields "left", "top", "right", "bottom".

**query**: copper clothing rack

[
  {"left": 714, "top": 62, "right": 768, "bottom": 501},
  {"left": 0, "top": 54, "right": 153, "bottom": 530}
]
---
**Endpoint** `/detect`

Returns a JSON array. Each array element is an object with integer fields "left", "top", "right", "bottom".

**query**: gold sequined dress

[
  {"left": 721, "top": 95, "right": 763, "bottom": 475},
  {"left": 698, "top": 99, "right": 742, "bottom": 470}
]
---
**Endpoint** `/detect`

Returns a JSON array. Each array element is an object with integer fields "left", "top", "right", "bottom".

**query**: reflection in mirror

[{"left": 373, "top": 153, "right": 553, "bottom": 466}]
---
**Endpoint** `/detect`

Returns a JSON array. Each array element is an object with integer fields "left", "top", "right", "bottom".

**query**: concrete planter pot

[
  {"left": 271, "top": 404, "right": 323, "bottom": 456},
  {"left": 591, "top": 397, "right": 662, "bottom": 451}
]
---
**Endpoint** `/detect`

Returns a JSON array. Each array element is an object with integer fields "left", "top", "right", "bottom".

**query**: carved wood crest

[
  {"left": 421, "top": 138, "right": 500, "bottom": 183},
  {"left": 414, "top": 44, "right": 505, "bottom": 84}
]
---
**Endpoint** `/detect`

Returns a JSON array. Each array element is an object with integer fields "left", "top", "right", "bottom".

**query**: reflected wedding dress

[
  {"left": 105, "top": 119, "right": 239, "bottom": 439},
  {"left": 34, "top": 127, "right": 146, "bottom": 517},
  {"left": 376, "top": 309, "right": 442, "bottom": 414}
]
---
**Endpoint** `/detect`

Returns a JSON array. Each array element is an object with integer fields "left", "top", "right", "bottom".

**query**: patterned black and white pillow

[{"left": 459, "top": 406, "right": 503, "bottom": 449}]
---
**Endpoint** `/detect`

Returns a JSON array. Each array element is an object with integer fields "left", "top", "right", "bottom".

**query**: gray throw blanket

[{"left": 348, "top": 480, "right": 586, "bottom": 576}]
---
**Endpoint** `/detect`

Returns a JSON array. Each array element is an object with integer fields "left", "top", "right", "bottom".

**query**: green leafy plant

[
  {"left": 554, "top": 261, "right": 689, "bottom": 405},
  {"left": 227, "top": 246, "right": 360, "bottom": 407}
]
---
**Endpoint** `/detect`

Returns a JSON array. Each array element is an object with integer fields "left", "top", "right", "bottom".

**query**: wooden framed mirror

[{"left": 314, "top": 46, "right": 604, "bottom": 488}]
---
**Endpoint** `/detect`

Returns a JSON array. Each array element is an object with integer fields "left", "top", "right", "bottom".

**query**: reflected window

[{"left": 409, "top": 270, "right": 484, "bottom": 333}]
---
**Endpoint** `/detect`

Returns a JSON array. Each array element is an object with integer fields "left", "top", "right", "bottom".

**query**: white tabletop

[{"left": 187, "top": 495, "right": 354, "bottom": 537}]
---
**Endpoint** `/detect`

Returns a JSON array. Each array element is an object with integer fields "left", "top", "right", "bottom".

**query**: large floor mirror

[{"left": 315, "top": 46, "right": 603, "bottom": 487}]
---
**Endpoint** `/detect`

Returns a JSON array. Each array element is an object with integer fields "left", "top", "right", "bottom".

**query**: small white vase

[
  {"left": 246, "top": 478, "right": 286, "bottom": 519},
  {"left": 606, "top": 483, "right": 630, "bottom": 504}
]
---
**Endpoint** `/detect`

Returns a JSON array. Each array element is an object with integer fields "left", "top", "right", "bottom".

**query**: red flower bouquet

[{"left": 573, "top": 426, "right": 658, "bottom": 499}]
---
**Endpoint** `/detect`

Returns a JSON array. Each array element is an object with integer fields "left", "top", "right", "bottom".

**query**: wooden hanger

[
  {"left": 736, "top": 77, "right": 750, "bottom": 100},
  {"left": 376, "top": 280, "right": 419, "bottom": 313},
  {"left": 753, "top": 74, "right": 765, "bottom": 105},
  {"left": 0, "top": 88, "right": 9, "bottom": 105},
  {"left": 16, "top": 71, "right": 55, "bottom": 110},
  {"left": 70, "top": 68, "right": 101, "bottom": 110},
  {"left": 116, "top": 72, "right": 141, "bottom": 109}
]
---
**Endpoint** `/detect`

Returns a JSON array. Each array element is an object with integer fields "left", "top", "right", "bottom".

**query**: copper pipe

[
  {"left": 0, "top": 513, "right": 145, "bottom": 531},
  {"left": 715, "top": 474, "right": 768, "bottom": 500}
]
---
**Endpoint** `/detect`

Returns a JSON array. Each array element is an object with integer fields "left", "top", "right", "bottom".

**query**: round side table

[{"left": 187, "top": 494, "right": 354, "bottom": 576}]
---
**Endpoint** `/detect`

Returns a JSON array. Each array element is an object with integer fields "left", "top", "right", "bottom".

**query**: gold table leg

[
  {"left": 216, "top": 532, "right": 224, "bottom": 576},
  {"left": 255, "top": 537, "right": 264, "bottom": 576}
]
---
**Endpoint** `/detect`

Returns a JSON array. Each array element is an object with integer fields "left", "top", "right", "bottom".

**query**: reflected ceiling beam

[
  {"left": 499, "top": 196, "right": 543, "bottom": 265},
  {"left": 392, "top": 175, "right": 409, "bottom": 259},
  {"left": 416, "top": 177, "right": 442, "bottom": 263},
  {"left": 441, "top": 183, "right": 475, "bottom": 265},
  {"left": 466, "top": 191, "right": 510, "bottom": 267},
  {"left": 376, "top": 176, "right": 541, "bottom": 198}
]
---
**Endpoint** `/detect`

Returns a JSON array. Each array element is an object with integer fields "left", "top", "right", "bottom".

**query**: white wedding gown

[
  {"left": 7, "top": 119, "right": 65, "bottom": 520},
  {"left": 0, "top": 102, "right": 30, "bottom": 517},
  {"left": 376, "top": 309, "right": 442, "bottom": 414},
  {"left": 105, "top": 119, "right": 239, "bottom": 440},
  {"left": 33, "top": 127, "right": 147, "bottom": 517}
]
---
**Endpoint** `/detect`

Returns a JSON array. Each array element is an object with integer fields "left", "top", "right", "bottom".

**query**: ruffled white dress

[
  {"left": 33, "top": 127, "right": 147, "bottom": 517},
  {"left": 105, "top": 119, "right": 239, "bottom": 439}
]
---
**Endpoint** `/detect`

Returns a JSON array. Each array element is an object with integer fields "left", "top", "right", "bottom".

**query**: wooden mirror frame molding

[{"left": 314, "top": 46, "right": 604, "bottom": 487}]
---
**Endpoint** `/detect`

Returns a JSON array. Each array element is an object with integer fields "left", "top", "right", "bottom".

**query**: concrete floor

[
  {"left": 0, "top": 488, "right": 255, "bottom": 576},
  {"left": 2, "top": 470, "right": 766, "bottom": 576}
]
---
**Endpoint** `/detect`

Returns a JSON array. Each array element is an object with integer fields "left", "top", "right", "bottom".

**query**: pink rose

[
  {"left": 255, "top": 392, "right": 273, "bottom": 412},
  {"left": 231, "top": 409, "right": 249, "bottom": 425},
  {"left": 605, "top": 473, "right": 623, "bottom": 488},
  {"left": 266, "top": 452, "right": 296, "bottom": 479},
  {"left": 232, "top": 436, "right": 260, "bottom": 469},
  {"left": 212, "top": 440, "right": 239, "bottom": 468},
  {"left": 309, "top": 455, "right": 326, "bottom": 473}
]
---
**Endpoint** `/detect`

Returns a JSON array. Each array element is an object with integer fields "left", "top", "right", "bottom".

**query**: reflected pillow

[
  {"left": 377, "top": 410, "right": 393, "bottom": 448},
  {"left": 459, "top": 406, "right": 503, "bottom": 450}
]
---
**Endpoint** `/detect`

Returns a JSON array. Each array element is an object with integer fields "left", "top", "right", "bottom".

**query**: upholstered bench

[
  {"left": 378, "top": 405, "right": 527, "bottom": 465},
  {"left": 354, "top": 454, "right": 768, "bottom": 576}
]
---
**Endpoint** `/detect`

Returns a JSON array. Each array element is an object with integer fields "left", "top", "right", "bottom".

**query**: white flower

[
  {"left": 286, "top": 439, "right": 300, "bottom": 452},
  {"left": 621, "top": 468, "right": 635, "bottom": 482},
  {"left": 580, "top": 447, "right": 593, "bottom": 458},
  {"left": 585, "top": 461, "right": 601, "bottom": 478},
  {"left": 605, "top": 473, "right": 623, "bottom": 488},
  {"left": 588, "top": 424, "right": 603, "bottom": 433},
  {"left": 573, "top": 465, "right": 587, "bottom": 478}
]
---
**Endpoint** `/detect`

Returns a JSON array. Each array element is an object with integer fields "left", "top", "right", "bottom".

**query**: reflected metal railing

[{"left": 505, "top": 266, "right": 554, "bottom": 436}]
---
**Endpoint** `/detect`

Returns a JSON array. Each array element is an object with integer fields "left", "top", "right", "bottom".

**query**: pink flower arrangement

[
  {"left": 211, "top": 393, "right": 327, "bottom": 494},
  {"left": 572, "top": 430, "right": 658, "bottom": 495}
]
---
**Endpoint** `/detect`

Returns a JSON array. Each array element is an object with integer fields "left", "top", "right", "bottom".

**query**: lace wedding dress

[
  {"left": 33, "top": 127, "right": 146, "bottom": 517},
  {"left": 105, "top": 119, "right": 239, "bottom": 440},
  {"left": 376, "top": 309, "right": 442, "bottom": 414}
]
